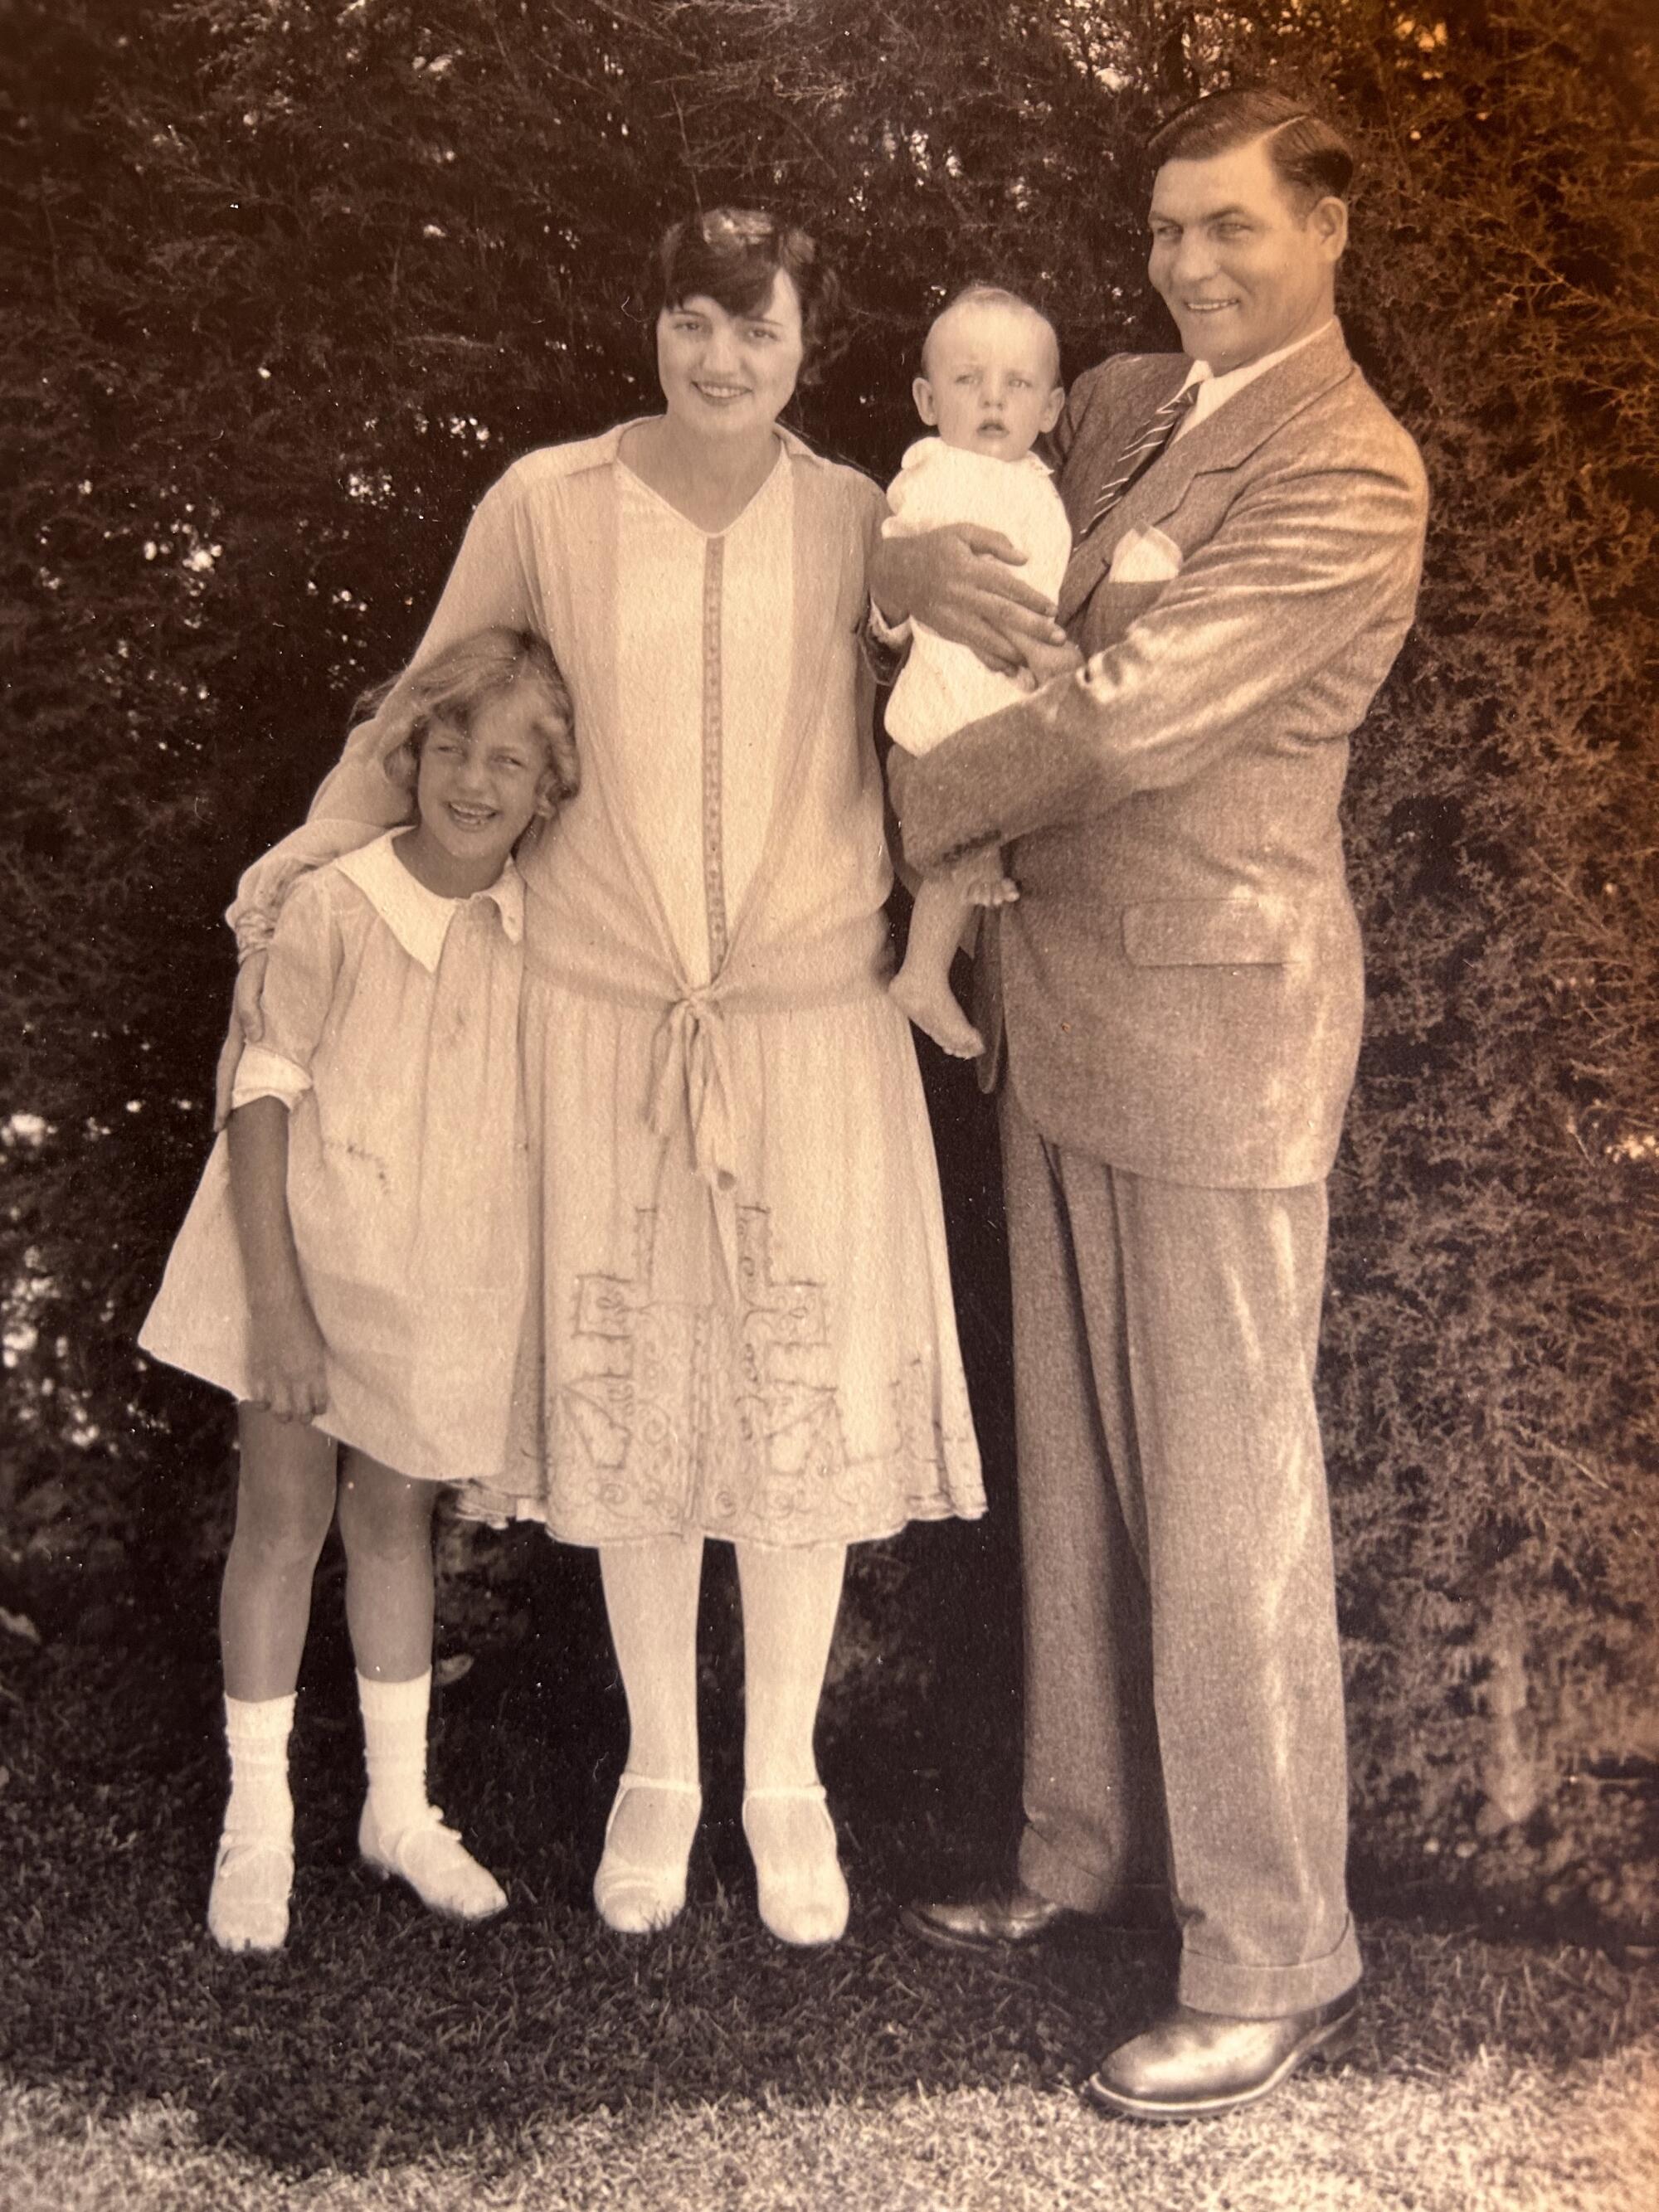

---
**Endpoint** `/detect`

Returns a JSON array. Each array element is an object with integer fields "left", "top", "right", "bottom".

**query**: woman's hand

[
  {"left": 233, "top": 949, "right": 270, "bottom": 1046},
  {"left": 246, "top": 1293, "right": 328, "bottom": 1424},
  {"left": 871, "top": 525, "right": 1069, "bottom": 676}
]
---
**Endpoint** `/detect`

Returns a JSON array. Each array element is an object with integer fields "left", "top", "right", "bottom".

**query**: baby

[{"left": 884, "top": 284, "right": 1073, "bottom": 1057}]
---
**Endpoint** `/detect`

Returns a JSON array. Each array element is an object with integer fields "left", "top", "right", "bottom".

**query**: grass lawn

[{"left": 2, "top": 1542, "right": 1654, "bottom": 2211}]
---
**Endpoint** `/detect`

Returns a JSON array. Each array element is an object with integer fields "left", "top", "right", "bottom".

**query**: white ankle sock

[
  {"left": 223, "top": 1693, "right": 296, "bottom": 1843},
  {"left": 358, "top": 1670, "right": 432, "bottom": 1836}
]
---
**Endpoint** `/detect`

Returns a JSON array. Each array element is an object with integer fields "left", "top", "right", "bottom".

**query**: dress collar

[
  {"left": 336, "top": 831, "right": 524, "bottom": 974},
  {"left": 574, "top": 415, "right": 831, "bottom": 475}
]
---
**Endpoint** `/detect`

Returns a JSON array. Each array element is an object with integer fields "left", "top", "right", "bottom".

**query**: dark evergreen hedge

[{"left": 3, "top": 0, "right": 1655, "bottom": 1923}]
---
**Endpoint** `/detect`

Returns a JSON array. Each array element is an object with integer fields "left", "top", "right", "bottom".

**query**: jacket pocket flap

[{"left": 1121, "top": 897, "right": 1298, "bottom": 967}]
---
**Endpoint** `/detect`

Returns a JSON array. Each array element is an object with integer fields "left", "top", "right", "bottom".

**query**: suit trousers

[{"left": 1000, "top": 1085, "right": 1362, "bottom": 2016}]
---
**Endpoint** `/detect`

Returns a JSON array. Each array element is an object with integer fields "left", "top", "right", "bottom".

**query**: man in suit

[{"left": 876, "top": 88, "right": 1428, "bottom": 2121}]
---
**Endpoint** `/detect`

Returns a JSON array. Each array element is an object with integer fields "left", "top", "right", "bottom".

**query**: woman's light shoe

[
  {"left": 207, "top": 1831, "right": 294, "bottom": 1954},
  {"left": 743, "top": 1782, "right": 849, "bottom": 1946},
  {"left": 592, "top": 1772, "right": 702, "bottom": 1934},
  {"left": 358, "top": 1801, "right": 508, "bottom": 1923}
]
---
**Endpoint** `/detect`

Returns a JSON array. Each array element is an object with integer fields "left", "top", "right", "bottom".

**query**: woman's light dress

[
  {"left": 142, "top": 837, "right": 529, "bottom": 1485},
  {"left": 234, "top": 425, "right": 984, "bottom": 1548}
]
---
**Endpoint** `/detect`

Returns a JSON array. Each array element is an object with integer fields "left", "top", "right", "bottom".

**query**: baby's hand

[
  {"left": 248, "top": 1296, "right": 328, "bottom": 1423},
  {"left": 1020, "top": 635, "right": 1085, "bottom": 688}
]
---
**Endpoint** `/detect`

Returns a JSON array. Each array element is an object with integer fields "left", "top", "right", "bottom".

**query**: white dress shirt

[{"left": 1172, "top": 318, "right": 1338, "bottom": 441}]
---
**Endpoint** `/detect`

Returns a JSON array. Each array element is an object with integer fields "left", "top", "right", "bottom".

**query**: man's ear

[
  {"left": 1310, "top": 194, "right": 1349, "bottom": 265},
  {"left": 912, "top": 374, "right": 940, "bottom": 426},
  {"left": 1039, "top": 385, "right": 1066, "bottom": 434}
]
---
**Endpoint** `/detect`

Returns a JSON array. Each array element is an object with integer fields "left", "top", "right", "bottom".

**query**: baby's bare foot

[
  {"left": 971, "top": 873, "right": 1020, "bottom": 909},
  {"left": 890, "top": 967, "right": 985, "bottom": 1059}
]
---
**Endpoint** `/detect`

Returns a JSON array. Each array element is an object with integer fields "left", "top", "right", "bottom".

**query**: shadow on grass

[{"left": 2, "top": 1542, "right": 1656, "bottom": 2186}]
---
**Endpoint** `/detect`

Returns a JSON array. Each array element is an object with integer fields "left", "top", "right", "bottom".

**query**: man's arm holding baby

[
  {"left": 876, "top": 540, "right": 1081, "bottom": 831},
  {"left": 900, "top": 442, "right": 1428, "bottom": 872},
  {"left": 869, "top": 526, "right": 1071, "bottom": 680}
]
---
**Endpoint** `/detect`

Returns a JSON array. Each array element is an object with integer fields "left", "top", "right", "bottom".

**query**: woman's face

[{"left": 655, "top": 270, "right": 805, "bottom": 439}]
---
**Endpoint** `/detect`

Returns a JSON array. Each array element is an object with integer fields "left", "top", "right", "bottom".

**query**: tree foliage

[{"left": 2, "top": 0, "right": 1655, "bottom": 1921}]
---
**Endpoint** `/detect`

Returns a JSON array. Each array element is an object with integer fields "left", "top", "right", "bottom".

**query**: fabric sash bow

[{"left": 648, "top": 988, "right": 739, "bottom": 1194}]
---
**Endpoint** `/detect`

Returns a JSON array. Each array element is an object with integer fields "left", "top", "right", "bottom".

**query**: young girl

[{"left": 140, "top": 628, "right": 578, "bottom": 1953}]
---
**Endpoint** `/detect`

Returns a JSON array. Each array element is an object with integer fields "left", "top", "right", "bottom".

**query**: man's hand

[
  {"left": 246, "top": 1293, "right": 328, "bottom": 1424},
  {"left": 872, "top": 525, "right": 1069, "bottom": 677},
  {"left": 1019, "top": 635, "right": 1086, "bottom": 688},
  {"left": 233, "top": 949, "right": 270, "bottom": 1045}
]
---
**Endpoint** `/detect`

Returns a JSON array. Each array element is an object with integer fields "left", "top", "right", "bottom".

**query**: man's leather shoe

[
  {"left": 1083, "top": 1991, "right": 1360, "bottom": 2122},
  {"left": 901, "top": 1882, "right": 1075, "bottom": 1952}
]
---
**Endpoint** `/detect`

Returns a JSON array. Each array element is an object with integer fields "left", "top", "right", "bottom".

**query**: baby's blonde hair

[
  {"left": 369, "top": 628, "right": 579, "bottom": 814},
  {"left": 920, "top": 284, "right": 1061, "bottom": 385}
]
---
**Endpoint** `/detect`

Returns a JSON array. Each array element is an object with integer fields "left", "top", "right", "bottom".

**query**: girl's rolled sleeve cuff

[{"left": 230, "top": 1045, "right": 312, "bottom": 1114}]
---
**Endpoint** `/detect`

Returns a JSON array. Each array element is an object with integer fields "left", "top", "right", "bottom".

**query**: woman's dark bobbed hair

[{"left": 646, "top": 208, "right": 848, "bottom": 386}]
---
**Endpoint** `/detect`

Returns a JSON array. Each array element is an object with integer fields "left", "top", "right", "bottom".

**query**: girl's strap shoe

[
  {"left": 207, "top": 1832, "right": 294, "bottom": 1954},
  {"left": 359, "top": 1801, "right": 508, "bottom": 1923}
]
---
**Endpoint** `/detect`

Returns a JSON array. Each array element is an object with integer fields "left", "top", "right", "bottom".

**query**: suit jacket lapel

[
  {"left": 1057, "top": 358, "right": 1190, "bottom": 625},
  {"left": 1056, "top": 324, "right": 1356, "bottom": 628}
]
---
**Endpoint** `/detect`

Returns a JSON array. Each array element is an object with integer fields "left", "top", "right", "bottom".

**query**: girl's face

[
  {"left": 655, "top": 271, "right": 805, "bottom": 440},
  {"left": 411, "top": 686, "right": 552, "bottom": 893}
]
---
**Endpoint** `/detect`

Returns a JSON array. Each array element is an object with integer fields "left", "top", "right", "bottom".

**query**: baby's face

[{"left": 914, "top": 299, "right": 1064, "bottom": 459}]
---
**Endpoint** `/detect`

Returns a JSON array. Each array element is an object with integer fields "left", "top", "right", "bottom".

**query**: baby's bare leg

[{"left": 891, "top": 875, "right": 985, "bottom": 1058}]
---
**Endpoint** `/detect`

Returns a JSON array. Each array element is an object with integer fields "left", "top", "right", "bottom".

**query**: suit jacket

[{"left": 900, "top": 321, "right": 1428, "bottom": 1188}]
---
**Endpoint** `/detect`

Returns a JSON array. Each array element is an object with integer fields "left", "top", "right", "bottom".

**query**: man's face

[{"left": 1147, "top": 135, "right": 1345, "bottom": 374}]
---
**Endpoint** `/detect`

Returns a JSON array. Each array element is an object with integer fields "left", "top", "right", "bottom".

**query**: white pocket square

[{"left": 1107, "top": 524, "right": 1184, "bottom": 583}]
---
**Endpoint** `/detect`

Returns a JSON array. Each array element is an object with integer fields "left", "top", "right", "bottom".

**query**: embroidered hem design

[{"left": 462, "top": 1203, "right": 982, "bottom": 1545}]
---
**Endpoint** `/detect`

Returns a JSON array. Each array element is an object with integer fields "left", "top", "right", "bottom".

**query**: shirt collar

[
  {"left": 904, "top": 437, "right": 1055, "bottom": 478},
  {"left": 336, "top": 831, "right": 524, "bottom": 974},
  {"left": 1184, "top": 318, "right": 1340, "bottom": 425}
]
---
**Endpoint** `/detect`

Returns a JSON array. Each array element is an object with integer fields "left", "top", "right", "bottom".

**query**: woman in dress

[{"left": 231, "top": 208, "right": 984, "bottom": 1946}]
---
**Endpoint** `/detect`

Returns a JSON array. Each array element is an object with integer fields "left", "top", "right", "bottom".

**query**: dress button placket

[{"left": 700, "top": 537, "right": 730, "bottom": 977}]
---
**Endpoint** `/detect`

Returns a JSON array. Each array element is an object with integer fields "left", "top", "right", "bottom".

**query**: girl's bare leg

[
  {"left": 335, "top": 1448, "right": 504, "bottom": 1921},
  {"left": 210, "top": 1404, "right": 337, "bottom": 1952},
  {"left": 335, "top": 1449, "right": 438, "bottom": 1685},
  {"left": 593, "top": 1534, "right": 705, "bottom": 1931},
  {"left": 220, "top": 1404, "right": 338, "bottom": 1701}
]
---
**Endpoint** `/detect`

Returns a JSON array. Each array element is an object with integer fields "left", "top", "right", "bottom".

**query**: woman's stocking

[
  {"left": 737, "top": 1540, "right": 849, "bottom": 1943},
  {"left": 594, "top": 1534, "right": 705, "bottom": 1928}
]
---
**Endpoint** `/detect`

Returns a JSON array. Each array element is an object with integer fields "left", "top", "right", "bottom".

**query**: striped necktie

[{"left": 1082, "top": 377, "right": 1202, "bottom": 539}]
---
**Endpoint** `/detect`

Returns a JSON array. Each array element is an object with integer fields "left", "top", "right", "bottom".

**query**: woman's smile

[{"left": 656, "top": 274, "right": 805, "bottom": 437}]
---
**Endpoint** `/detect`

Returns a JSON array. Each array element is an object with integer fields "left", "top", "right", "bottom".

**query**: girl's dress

[
  {"left": 142, "top": 834, "right": 528, "bottom": 1485},
  {"left": 231, "top": 425, "right": 985, "bottom": 1547}
]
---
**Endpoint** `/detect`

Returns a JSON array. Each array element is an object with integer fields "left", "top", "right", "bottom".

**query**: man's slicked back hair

[{"left": 1145, "top": 88, "right": 1355, "bottom": 210}]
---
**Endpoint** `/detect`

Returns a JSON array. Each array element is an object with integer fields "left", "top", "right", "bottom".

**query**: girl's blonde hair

[{"left": 368, "top": 628, "right": 578, "bottom": 814}]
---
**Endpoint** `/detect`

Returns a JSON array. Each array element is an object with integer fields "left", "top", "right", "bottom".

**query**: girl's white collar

[{"left": 335, "top": 831, "right": 523, "bottom": 974}]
